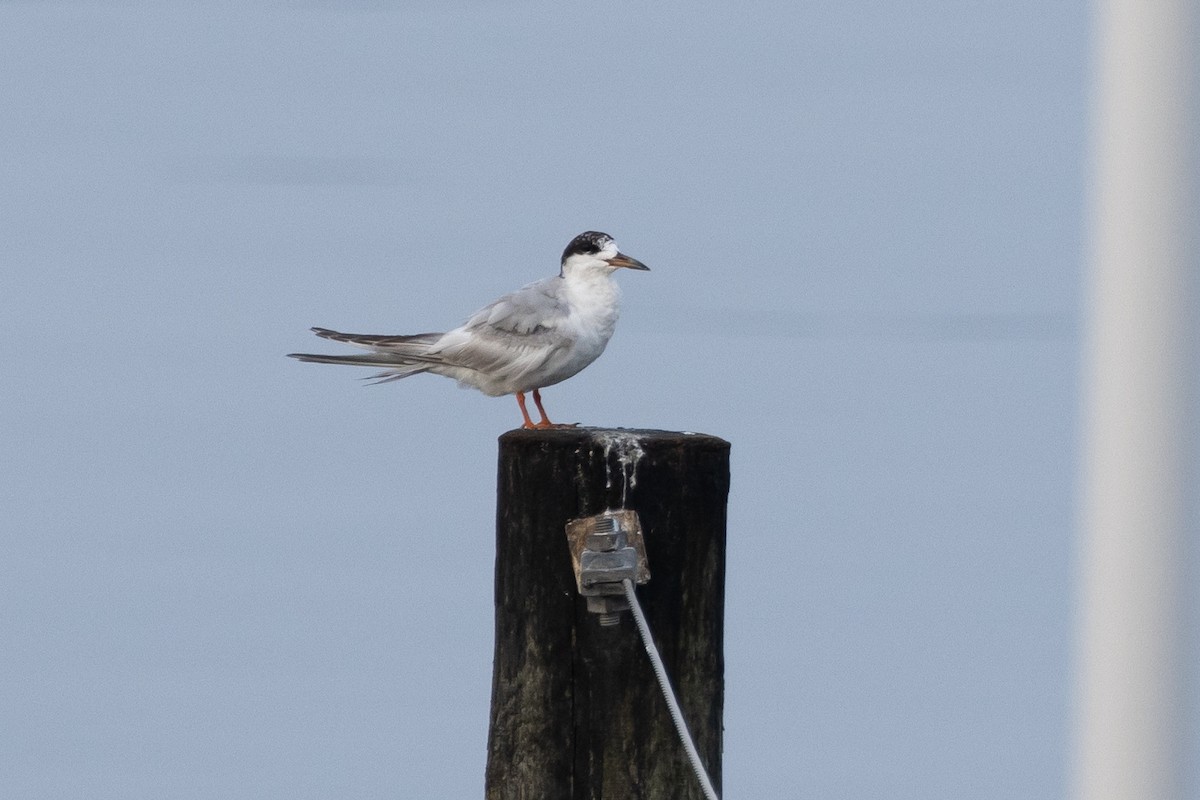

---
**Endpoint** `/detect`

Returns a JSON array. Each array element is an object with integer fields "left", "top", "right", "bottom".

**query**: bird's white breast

[
  {"left": 562, "top": 268, "right": 620, "bottom": 343},
  {"left": 516, "top": 269, "right": 621, "bottom": 392}
]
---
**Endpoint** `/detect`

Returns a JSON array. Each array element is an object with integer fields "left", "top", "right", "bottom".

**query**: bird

[{"left": 289, "top": 231, "right": 649, "bottom": 429}]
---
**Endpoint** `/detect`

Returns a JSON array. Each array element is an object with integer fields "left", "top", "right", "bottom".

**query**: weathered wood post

[{"left": 486, "top": 427, "right": 729, "bottom": 800}]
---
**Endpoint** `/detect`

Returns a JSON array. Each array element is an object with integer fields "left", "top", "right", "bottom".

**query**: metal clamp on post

[{"left": 565, "top": 510, "right": 651, "bottom": 625}]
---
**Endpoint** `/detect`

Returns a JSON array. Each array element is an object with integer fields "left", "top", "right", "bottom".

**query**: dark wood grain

[{"left": 486, "top": 428, "right": 729, "bottom": 800}]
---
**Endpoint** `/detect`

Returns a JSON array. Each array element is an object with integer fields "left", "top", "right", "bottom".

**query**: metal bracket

[{"left": 565, "top": 510, "right": 651, "bottom": 625}]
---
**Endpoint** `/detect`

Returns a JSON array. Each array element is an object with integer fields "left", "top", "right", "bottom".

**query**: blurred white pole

[{"left": 1076, "top": 0, "right": 1198, "bottom": 798}]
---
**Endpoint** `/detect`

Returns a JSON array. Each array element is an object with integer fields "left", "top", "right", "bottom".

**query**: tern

[{"left": 289, "top": 231, "right": 649, "bottom": 429}]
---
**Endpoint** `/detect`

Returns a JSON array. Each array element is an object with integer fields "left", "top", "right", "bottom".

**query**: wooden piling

[{"left": 485, "top": 428, "right": 730, "bottom": 800}]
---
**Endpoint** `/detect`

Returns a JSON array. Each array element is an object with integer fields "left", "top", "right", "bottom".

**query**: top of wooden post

[{"left": 499, "top": 426, "right": 729, "bottom": 447}]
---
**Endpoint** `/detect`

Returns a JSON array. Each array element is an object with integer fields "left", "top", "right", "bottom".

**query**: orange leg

[
  {"left": 530, "top": 389, "right": 578, "bottom": 429},
  {"left": 531, "top": 388, "right": 553, "bottom": 427},
  {"left": 515, "top": 390, "right": 578, "bottom": 430},
  {"left": 515, "top": 392, "right": 537, "bottom": 429}
]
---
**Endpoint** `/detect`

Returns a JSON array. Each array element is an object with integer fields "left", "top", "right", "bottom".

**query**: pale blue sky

[{"left": 3, "top": 2, "right": 1089, "bottom": 797}]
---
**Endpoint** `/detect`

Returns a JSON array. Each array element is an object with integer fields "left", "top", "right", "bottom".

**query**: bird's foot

[
  {"left": 521, "top": 420, "right": 579, "bottom": 430},
  {"left": 517, "top": 390, "right": 578, "bottom": 430}
]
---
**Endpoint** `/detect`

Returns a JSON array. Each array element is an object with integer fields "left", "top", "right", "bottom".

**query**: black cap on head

[{"left": 561, "top": 231, "right": 614, "bottom": 264}]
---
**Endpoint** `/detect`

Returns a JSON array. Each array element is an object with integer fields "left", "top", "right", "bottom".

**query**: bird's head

[{"left": 560, "top": 231, "right": 650, "bottom": 277}]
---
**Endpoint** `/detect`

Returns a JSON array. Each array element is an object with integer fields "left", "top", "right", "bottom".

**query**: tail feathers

[
  {"left": 290, "top": 327, "right": 446, "bottom": 384},
  {"left": 289, "top": 352, "right": 405, "bottom": 366},
  {"left": 363, "top": 370, "right": 426, "bottom": 385},
  {"left": 287, "top": 351, "right": 432, "bottom": 382},
  {"left": 311, "top": 327, "right": 442, "bottom": 350}
]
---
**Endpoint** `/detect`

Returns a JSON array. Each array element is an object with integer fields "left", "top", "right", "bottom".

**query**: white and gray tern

[{"left": 289, "top": 231, "right": 649, "bottom": 429}]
